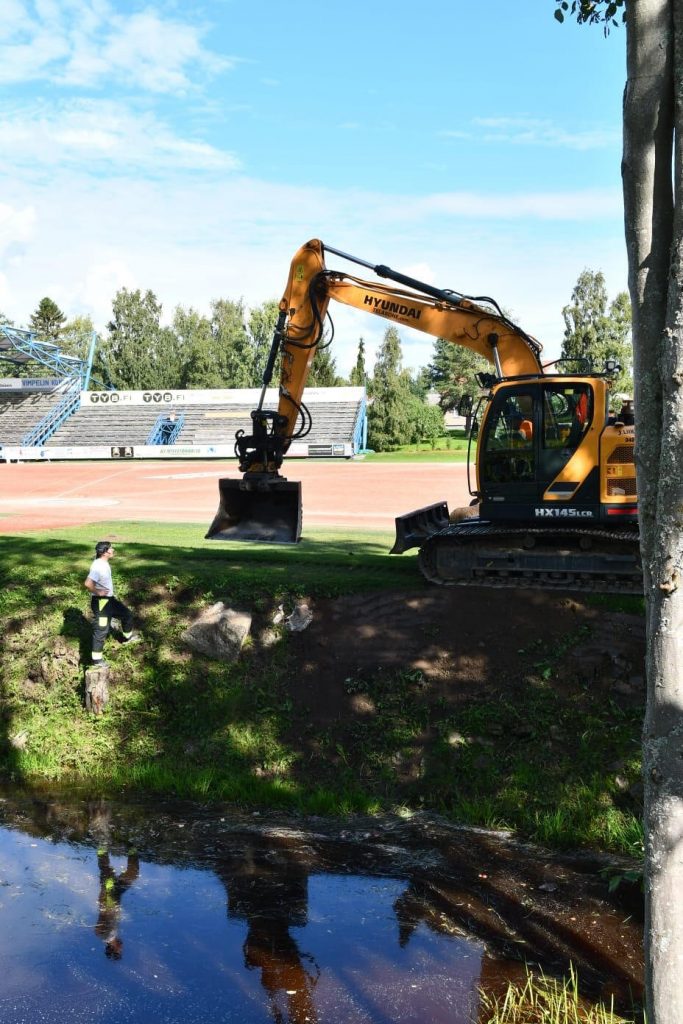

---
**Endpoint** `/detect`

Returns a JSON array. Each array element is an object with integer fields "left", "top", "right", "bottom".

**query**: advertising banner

[{"left": 80, "top": 386, "right": 364, "bottom": 408}]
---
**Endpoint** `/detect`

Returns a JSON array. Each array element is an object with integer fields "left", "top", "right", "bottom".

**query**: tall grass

[{"left": 479, "top": 965, "right": 638, "bottom": 1023}]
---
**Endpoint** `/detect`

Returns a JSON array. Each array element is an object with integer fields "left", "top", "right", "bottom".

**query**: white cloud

[
  {"left": 440, "top": 117, "right": 620, "bottom": 151},
  {"left": 75, "top": 258, "right": 137, "bottom": 319},
  {"left": 0, "top": 167, "right": 628, "bottom": 373},
  {"left": 414, "top": 189, "right": 622, "bottom": 221},
  {"left": 0, "top": 202, "right": 37, "bottom": 251},
  {"left": 0, "top": 0, "right": 229, "bottom": 92},
  {"left": 0, "top": 271, "right": 10, "bottom": 310},
  {"left": 0, "top": 100, "right": 240, "bottom": 172}
]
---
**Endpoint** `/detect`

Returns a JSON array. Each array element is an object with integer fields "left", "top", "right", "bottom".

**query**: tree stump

[{"left": 85, "top": 664, "right": 110, "bottom": 714}]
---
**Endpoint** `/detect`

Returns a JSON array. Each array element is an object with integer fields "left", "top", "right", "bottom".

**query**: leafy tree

[
  {"left": 368, "top": 326, "right": 439, "bottom": 449},
  {"left": 0, "top": 311, "right": 13, "bottom": 327},
  {"left": 248, "top": 299, "right": 280, "bottom": 385},
  {"left": 561, "top": 269, "right": 632, "bottom": 393},
  {"left": 173, "top": 306, "right": 214, "bottom": 389},
  {"left": 408, "top": 365, "right": 432, "bottom": 400},
  {"left": 58, "top": 315, "right": 107, "bottom": 385},
  {"left": 29, "top": 297, "right": 66, "bottom": 340},
  {"left": 307, "top": 339, "right": 343, "bottom": 387},
  {"left": 428, "top": 337, "right": 488, "bottom": 411},
  {"left": 211, "top": 298, "right": 254, "bottom": 389},
  {"left": 349, "top": 337, "right": 368, "bottom": 388},
  {"left": 556, "top": 3, "right": 682, "bottom": 1022},
  {"left": 61, "top": 315, "right": 98, "bottom": 363},
  {"left": 100, "top": 288, "right": 180, "bottom": 390},
  {"left": 405, "top": 395, "right": 444, "bottom": 444}
]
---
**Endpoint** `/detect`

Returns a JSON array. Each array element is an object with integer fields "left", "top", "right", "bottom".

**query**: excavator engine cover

[
  {"left": 390, "top": 501, "right": 450, "bottom": 554},
  {"left": 206, "top": 478, "right": 302, "bottom": 544}
]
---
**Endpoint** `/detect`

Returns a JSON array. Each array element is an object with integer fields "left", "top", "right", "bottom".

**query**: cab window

[
  {"left": 481, "top": 394, "right": 535, "bottom": 483},
  {"left": 543, "top": 384, "right": 592, "bottom": 451}
]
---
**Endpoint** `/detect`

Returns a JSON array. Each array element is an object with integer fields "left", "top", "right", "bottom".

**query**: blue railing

[
  {"left": 21, "top": 381, "right": 82, "bottom": 446},
  {"left": 147, "top": 412, "right": 185, "bottom": 445},
  {"left": 352, "top": 394, "right": 368, "bottom": 454}
]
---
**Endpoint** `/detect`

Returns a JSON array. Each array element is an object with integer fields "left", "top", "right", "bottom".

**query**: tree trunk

[
  {"left": 85, "top": 664, "right": 110, "bottom": 715},
  {"left": 623, "top": 3, "right": 683, "bottom": 1022}
]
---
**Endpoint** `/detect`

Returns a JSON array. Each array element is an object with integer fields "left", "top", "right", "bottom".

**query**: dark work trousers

[{"left": 91, "top": 595, "right": 134, "bottom": 663}]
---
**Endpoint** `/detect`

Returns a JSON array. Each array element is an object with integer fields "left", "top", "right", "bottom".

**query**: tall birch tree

[{"left": 554, "top": 3, "right": 683, "bottom": 1021}]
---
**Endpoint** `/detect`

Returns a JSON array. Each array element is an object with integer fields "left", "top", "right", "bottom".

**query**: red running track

[{"left": 0, "top": 460, "right": 471, "bottom": 534}]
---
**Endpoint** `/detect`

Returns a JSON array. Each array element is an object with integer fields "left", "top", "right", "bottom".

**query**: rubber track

[{"left": 418, "top": 522, "right": 642, "bottom": 593}]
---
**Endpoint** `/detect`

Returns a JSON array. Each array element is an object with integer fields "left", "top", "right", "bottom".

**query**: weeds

[{"left": 479, "top": 964, "right": 637, "bottom": 1023}]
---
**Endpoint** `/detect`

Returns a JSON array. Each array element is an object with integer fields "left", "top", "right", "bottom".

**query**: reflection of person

[
  {"left": 94, "top": 850, "right": 140, "bottom": 959},
  {"left": 84, "top": 542, "right": 137, "bottom": 665}
]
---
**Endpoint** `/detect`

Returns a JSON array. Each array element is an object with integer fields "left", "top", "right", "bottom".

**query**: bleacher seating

[
  {"left": 0, "top": 388, "right": 68, "bottom": 444},
  {"left": 46, "top": 392, "right": 364, "bottom": 452},
  {"left": 48, "top": 404, "right": 166, "bottom": 447}
]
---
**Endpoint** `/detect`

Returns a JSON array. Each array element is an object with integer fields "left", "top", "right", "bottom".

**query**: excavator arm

[{"left": 206, "top": 238, "right": 544, "bottom": 543}]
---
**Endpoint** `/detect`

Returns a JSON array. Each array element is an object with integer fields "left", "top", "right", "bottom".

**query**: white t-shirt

[{"left": 88, "top": 557, "right": 114, "bottom": 596}]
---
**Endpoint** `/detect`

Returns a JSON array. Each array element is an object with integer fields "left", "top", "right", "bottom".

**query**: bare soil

[{"left": 286, "top": 586, "right": 645, "bottom": 730}]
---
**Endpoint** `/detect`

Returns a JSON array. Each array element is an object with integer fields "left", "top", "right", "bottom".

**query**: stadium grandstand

[{"left": 0, "top": 324, "right": 367, "bottom": 463}]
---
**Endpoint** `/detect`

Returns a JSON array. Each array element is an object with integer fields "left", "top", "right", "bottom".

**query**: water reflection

[
  {"left": 0, "top": 809, "right": 482, "bottom": 1022},
  {"left": 95, "top": 849, "right": 140, "bottom": 960},
  {"left": 0, "top": 791, "right": 642, "bottom": 1023},
  {"left": 221, "top": 844, "right": 320, "bottom": 1023}
]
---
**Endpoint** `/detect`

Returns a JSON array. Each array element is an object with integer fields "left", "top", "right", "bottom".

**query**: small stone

[
  {"left": 272, "top": 605, "right": 285, "bottom": 625},
  {"left": 286, "top": 603, "right": 313, "bottom": 632}
]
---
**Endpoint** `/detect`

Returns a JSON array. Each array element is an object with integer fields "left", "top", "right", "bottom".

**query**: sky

[{"left": 0, "top": 0, "right": 628, "bottom": 377}]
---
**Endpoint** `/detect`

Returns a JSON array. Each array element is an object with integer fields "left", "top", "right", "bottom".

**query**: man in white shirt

[{"left": 84, "top": 541, "right": 136, "bottom": 664}]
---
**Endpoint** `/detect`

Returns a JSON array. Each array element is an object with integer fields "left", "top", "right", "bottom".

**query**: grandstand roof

[{"left": 0, "top": 324, "right": 92, "bottom": 384}]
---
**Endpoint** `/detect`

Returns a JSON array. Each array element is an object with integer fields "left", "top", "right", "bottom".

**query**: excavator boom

[
  {"left": 206, "top": 239, "right": 640, "bottom": 595},
  {"left": 207, "top": 239, "right": 544, "bottom": 544}
]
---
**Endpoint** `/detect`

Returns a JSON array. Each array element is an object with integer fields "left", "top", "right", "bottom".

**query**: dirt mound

[{"left": 288, "top": 588, "right": 645, "bottom": 728}]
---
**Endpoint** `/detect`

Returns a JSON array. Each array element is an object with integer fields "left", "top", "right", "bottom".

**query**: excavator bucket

[
  {"left": 390, "top": 501, "right": 450, "bottom": 555},
  {"left": 206, "top": 478, "right": 302, "bottom": 544}
]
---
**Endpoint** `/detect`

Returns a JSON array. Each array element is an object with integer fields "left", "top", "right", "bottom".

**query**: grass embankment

[
  {"left": 362, "top": 429, "right": 473, "bottom": 463},
  {"left": 0, "top": 523, "right": 644, "bottom": 858}
]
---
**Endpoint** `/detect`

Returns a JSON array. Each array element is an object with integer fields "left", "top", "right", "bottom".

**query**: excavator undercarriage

[{"left": 405, "top": 517, "right": 642, "bottom": 593}]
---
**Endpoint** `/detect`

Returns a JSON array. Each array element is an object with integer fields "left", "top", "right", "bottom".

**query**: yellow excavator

[{"left": 206, "top": 239, "right": 640, "bottom": 592}]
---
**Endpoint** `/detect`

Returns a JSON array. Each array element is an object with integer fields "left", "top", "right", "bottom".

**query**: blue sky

[{"left": 0, "top": 0, "right": 627, "bottom": 375}]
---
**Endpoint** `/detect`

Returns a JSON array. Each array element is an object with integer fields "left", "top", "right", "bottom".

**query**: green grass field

[
  {"left": 0, "top": 523, "right": 644, "bottom": 858},
  {"left": 362, "top": 430, "right": 474, "bottom": 462}
]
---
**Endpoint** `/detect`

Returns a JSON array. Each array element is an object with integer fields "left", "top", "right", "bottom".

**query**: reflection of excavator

[{"left": 206, "top": 239, "right": 640, "bottom": 592}]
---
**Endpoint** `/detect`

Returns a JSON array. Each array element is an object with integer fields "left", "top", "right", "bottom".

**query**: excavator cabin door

[{"left": 478, "top": 381, "right": 598, "bottom": 521}]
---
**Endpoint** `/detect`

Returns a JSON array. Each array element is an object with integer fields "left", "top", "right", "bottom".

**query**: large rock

[{"left": 181, "top": 603, "right": 252, "bottom": 662}]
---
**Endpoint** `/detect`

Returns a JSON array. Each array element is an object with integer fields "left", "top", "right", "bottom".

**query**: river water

[{"left": 0, "top": 790, "right": 643, "bottom": 1024}]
